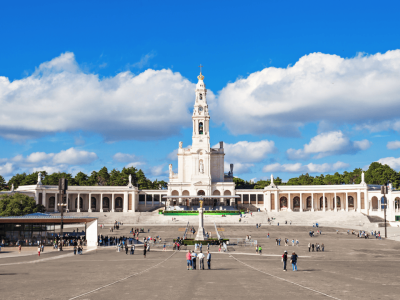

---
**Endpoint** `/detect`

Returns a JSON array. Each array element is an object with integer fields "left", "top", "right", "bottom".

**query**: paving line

[
  {"left": 68, "top": 251, "right": 176, "bottom": 300},
  {"left": 230, "top": 255, "right": 342, "bottom": 300}
]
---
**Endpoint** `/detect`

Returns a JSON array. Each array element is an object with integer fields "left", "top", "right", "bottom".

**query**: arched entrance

[
  {"left": 306, "top": 196, "right": 312, "bottom": 209},
  {"left": 224, "top": 190, "right": 231, "bottom": 206},
  {"left": 49, "top": 197, "right": 55, "bottom": 209},
  {"left": 212, "top": 190, "right": 220, "bottom": 207},
  {"left": 293, "top": 196, "right": 300, "bottom": 209},
  {"left": 395, "top": 197, "right": 400, "bottom": 210},
  {"left": 182, "top": 190, "right": 190, "bottom": 206},
  {"left": 103, "top": 197, "right": 110, "bottom": 210},
  {"left": 336, "top": 196, "right": 341, "bottom": 209},
  {"left": 348, "top": 196, "right": 354, "bottom": 208},
  {"left": 171, "top": 190, "right": 179, "bottom": 206},
  {"left": 371, "top": 196, "right": 378, "bottom": 209},
  {"left": 91, "top": 197, "right": 97, "bottom": 211},
  {"left": 115, "top": 197, "right": 123, "bottom": 210},
  {"left": 280, "top": 197, "right": 288, "bottom": 210},
  {"left": 197, "top": 190, "right": 205, "bottom": 196}
]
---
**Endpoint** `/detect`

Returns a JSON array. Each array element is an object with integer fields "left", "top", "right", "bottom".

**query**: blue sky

[{"left": 1, "top": 0, "right": 400, "bottom": 182}]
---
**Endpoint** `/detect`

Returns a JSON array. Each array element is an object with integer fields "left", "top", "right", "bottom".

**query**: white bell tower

[{"left": 192, "top": 65, "right": 210, "bottom": 152}]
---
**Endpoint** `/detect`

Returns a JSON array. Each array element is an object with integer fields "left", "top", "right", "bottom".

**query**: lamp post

[{"left": 58, "top": 178, "right": 68, "bottom": 251}]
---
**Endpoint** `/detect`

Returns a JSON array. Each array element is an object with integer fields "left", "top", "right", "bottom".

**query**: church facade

[{"left": 6, "top": 71, "right": 400, "bottom": 222}]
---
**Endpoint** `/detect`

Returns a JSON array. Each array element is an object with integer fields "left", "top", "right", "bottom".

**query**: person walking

[
  {"left": 312, "top": 244, "right": 315, "bottom": 252},
  {"left": 186, "top": 250, "right": 192, "bottom": 270},
  {"left": 198, "top": 251, "right": 205, "bottom": 270},
  {"left": 192, "top": 251, "right": 197, "bottom": 270},
  {"left": 125, "top": 244, "right": 129, "bottom": 255},
  {"left": 37, "top": 245, "right": 41, "bottom": 257},
  {"left": 143, "top": 243, "right": 147, "bottom": 258},
  {"left": 18, "top": 244, "right": 21, "bottom": 254},
  {"left": 163, "top": 243, "right": 166, "bottom": 251},
  {"left": 207, "top": 251, "right": 211, "bottom": 270},
  {"left": 258, "top": 245, "right": 262, "bottom": 254},
  {"left": 308, "top": 243, "right": 311, "bottom": 252},
  {"left": 282, "top": 250, "right": 288, "bottom": 271},
  {"left": 321, "top": 243, "right": 325, "bottom": 252},
  {"left": 131, "top": 244, "right": 135, "bottom": 255},
  {"left": 267, "top": 233, "right": 270, "bottom": 238},
  {"left": 41, "top": 244, "right": 44, "bottom": 253},
  {"left": 290, "top": 252, "right": 298, "bottom": 271}
]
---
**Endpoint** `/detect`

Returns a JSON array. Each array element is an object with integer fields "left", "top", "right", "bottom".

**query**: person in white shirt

[{"left": 197, "top": 251, "right": 205, "bottom": 269}]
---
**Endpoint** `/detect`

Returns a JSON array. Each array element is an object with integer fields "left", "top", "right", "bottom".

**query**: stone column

[
  {"left": 311, "top": 193, "right": 314, "bottom": 212},
  {"left": 132, "top": 192, "right": 137, "bottom": 212},
  {"left": 346, "top": 192, "right": 349, "bottom": 212},
  {"left": 266, "top": 192, "right": 270, "bottom": 211},
  {"left": 357, "top": 190, "right": 361, "bottom": 212},
  {"left": 77, "top": 193, "right": 81, "bottom": 212},
  {"left": 66, "top": 193, "right": 69, "bottom": 211},
  {"left": 334, "top": 192, "right": 337, "bottom": 212},
  {"left": 88, "top": 193, "right": 92, "bottom": 212},
  {"left": 288, "top": 193, "right": 291, "bottom": 211},
  {"left": 300, "top": 193, "right": 303, "bottom": 212},
  {"left": 323, "top": 192, "right": 326, "bottom": 212},
  {"left": 241, "top": 194, "right": 243, "bottom": 204},
  {"left": 152, "top": 194, "right": 154, "bottom": 207},
  {"left": 112, "top": 193, "right": 115, "bottom": 212},
  {"left": 43, "top": 190, "right": 47, "bottom": 210},
  {"left": 54, "top": 192, "right": 57, "bottom": 212},
  {"left": 100, "top": 193, "right": 103, "bottom": 212},
  {"left": 274, "top": 191, "right": 278, "bottom": 212},
  {"left": 123, "top": 192, "right": 128, "bottom": 212}
]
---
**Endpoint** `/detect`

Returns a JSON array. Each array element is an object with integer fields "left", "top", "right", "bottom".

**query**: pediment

[{"left": 193, "top": 181, "right": 203, "bottom": 186}]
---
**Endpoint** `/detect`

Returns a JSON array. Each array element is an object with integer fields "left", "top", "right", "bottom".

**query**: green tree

[
  {"left": 254, "top": 180, "right": 271, "bottom": 189},
  {"left": 365, "top": 162, "right": 400, "bottom": 188},
  {"left": 74, "top": 171, "right": 89, "bottom": 186},
  {"left": 0, "top": 193, "right": 45, "bottom": 216},
  {"left": 20, "top": 171, "right": 48, "bottom": 186},
  {"left": 323, "top": 172, "right": 343, "bottom": 185},
  {"left": 8, "top": 173, "right": 27, "bottom": 189},
  {"left": 312, "top": 174, "right": 325, "bottom": 185},
  {"left": 42, "top": 172, "right": 75, "bottom": 186},
  {"left": 0, "top": 175, "right": 6, "bottom": 190},
  {"left": 109, "top": 169, "right": 126, "bottom": 186},
  {"left": 97, "top": 167, "right": 110, "bottom": 186}
]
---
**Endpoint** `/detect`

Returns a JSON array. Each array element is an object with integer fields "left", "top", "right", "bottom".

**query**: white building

[{"left": 6, "top": 70, "right": 400, "bottom": 222}]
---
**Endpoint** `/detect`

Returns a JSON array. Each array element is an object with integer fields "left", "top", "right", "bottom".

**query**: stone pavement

[{"left": 0, "top": 224, "right": 399, "bottom": 300}]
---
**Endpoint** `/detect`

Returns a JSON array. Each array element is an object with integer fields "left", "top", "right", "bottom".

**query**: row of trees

[
  {"left": 0, "top": 193, "right": 45, "bottom": 216},
  {"left": 0, "top": 167, "right": 167, "bottom": 191},
  {"left": 234, "top": 162, "right": 400, "bottom": 189}
]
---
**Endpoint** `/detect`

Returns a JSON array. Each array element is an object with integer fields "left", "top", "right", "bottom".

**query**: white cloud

[
  {"left": 263, "top": 161, "right": 349, "bottom": 173},
  {"left": 130, "top": 51, "right": 156, "bottom": 69},
  {"left": 0, "top": 147, "right": 97, "bottom": 177},
  {"left": 377, "top": 157, "right": 400, "bottom": 170},
  {"left": 0, "top": 163, "right": 14, "bottom": 176},
  {"left": 214, "top": 50, "right": 400, "bottom": 136},
  {"left": 148, "top": 164, "right": 166, "bottom": 177},
  {"left": 286, "top": 131, "right": 371, "bottom": 160},
  {"left": 0, "top": 52, "right": 198, "bottom": 142},
  {"left": 217, "top": 140, "right": 277, "bottom": 163},
  {"left": 113, "top": 153, "right": 138, "bottom": 163},
  {"left": 387, "top": 141, "right": 400, "bottom": 150},
  {"left": 125, "top": 162, "right": 146, "bottom": 169}
]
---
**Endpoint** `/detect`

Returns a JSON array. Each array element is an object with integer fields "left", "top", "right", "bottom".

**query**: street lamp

[
  {"left": 58, "top": 178, "right": 68, "bottom": 251},
  {"left": 381, "top": 184, "right": 389, "bottom": 238}
]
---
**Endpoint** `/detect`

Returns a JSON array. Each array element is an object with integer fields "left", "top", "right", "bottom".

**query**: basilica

[{"left": 6, "top": 71, "right": 400, "bottom": 222}]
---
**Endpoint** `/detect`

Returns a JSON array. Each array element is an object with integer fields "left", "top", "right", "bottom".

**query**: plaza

[{"left": 0, "top": 223, "right": 399, "bottom": 300}]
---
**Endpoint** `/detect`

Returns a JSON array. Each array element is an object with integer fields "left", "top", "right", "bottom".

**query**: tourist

[
  {"left": 125, "top": 244, "right": 128, "bottom": 255},
  {"left": 207, "top": 251, "right": 211, "bottom": 269},
  {"left": 200, "top": 243, "right": 202, "bottom": 252},
  {"left": 198, "top": 251, "right": 205, "bottom": 270},
  {"left": 282, "top": 250, "right": 288, "bottom": 271},
  {"left": 163, "top": 243, "right": 166, "bottom": 251},
  {"left": 207, "top": 243, "right": 210, "bottom": 251},
  {"left": 308, "top": 243, "right": 311, "bottom": 252},
  {"left": 147, "top": 243, "right": 150, "bottom": 252},
  {"left": 258, "top": 245, "right": 262, "bottom": 254},
  {"left": 312, "top": 244, "right": 314, "bottom": 252},
  {"left": 256, "top": 224, "right": 258, "bottom": 229},
  {"left": 290, "top": 252, "right": 298, "bottom": 271},
  {"left": 296, "top": 240, "right": 299, "bottom": 247},
  {"left": 192, "top": 251, "right": 197, "bottom": 269},
  {"left": 255, "top": 245, "right": 258, "bottom": 253},
  {"left": 321, "top": 244, "right": 325, "bottom": 251},
  {"left": 291, "top": 239, "right": 295, "bottom": 246},
  {"left": 143, "top": 243, "right": 147, "bottom": 258},
  {"left": 131, "top": 244, "right": 135, "bottom": 255},
  {"left": 18, "top": 244, "right": 21, "bottom": 254},
  {"left": 267, "top": 233, "right": 270, "bottom": 238},
  {"left": 278, "top": 238, "right": 281, "bottom": 246},
  {"left": 73, "top": 245, "right": 77, "bottom": 255},
  {"left": 37, "top": 245, "right": 41, "bottom": 257},
  {"left": 186, "top": 250, "right": 192, "bottom": 270}
]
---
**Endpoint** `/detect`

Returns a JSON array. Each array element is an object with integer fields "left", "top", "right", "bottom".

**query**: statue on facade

[
  {"left": 129, "top": 174, "right": 132, "bottom": 184},
  {"left": 361, "top": 172, "right": 365, "bottom": 184},
  {"left": 271, "top": 174, "right": 274, "bottom": 185},
  {"left": 199, "top": 160, "right": 204, "bottom": 174},
  {"left": 169, "top": 164, "right": 173, "bottom": 177},
  {"left": 179, "top": 141, "right": 183, "bottom": 149},
  {"left": 37, "top": 172, "right": 43, "bottom": 185}
]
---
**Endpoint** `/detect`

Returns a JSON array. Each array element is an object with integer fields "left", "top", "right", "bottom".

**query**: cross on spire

[{"left": 198, "top": 64, "right": 203, "bottom": 74}]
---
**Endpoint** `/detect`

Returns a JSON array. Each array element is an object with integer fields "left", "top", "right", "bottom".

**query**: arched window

[
  {"left": 280, "top": 197, "right": 287, "bottom": 208},
  {"left": 199, "top": 94, "right": 202, "bottom": 100},
  {"left": 103, "top": 197, "right": 110, "bottom": 208},
  {"left": 348, "top": 196, "right": 354, "bottom": 207},
  {"left": 199, "top": 122, "right": 203, "bottom": 134},
  {"left": 306, "top": 196, "right": 312, "bottom": 208},
  {"left": 115, "top": 197, "right": 123, "bottom": 209},
  {"left": 293, "top": 196, "right": 300, "bottom": 208},
  {"left": 197, "top": 190, "right": 205, "bottom": 196},
  {"left": 49, "top": 197, "right": 55, "bottom": 208},
  {"left": 91, "top": 197, "right": 97, "bottom": 209},
  {"left": 371, "top": 196, "right": 378, "bottom": 209}
]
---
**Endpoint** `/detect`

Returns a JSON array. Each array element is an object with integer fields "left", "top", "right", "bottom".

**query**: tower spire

[{"left": 198, "top": 64, "right": 204, "bottom": 80}]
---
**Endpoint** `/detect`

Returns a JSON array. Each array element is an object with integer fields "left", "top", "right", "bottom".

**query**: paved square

[{"left": 1, "top": 224, "right": 399, "bottom": 300}]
